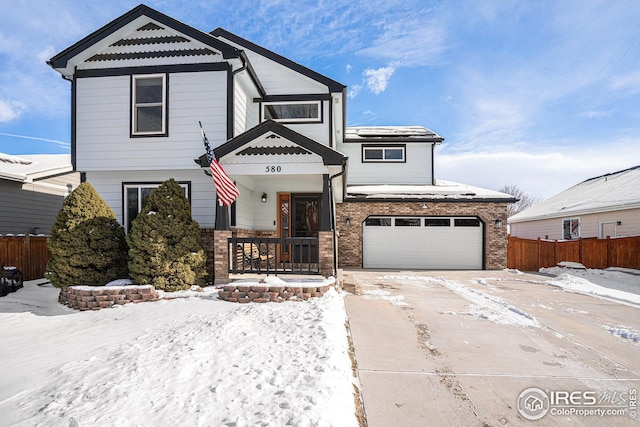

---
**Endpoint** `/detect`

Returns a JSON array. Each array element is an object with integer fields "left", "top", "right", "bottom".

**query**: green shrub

[
  {"left": 46, "top": 182, "right": 128, "bottom": 288},
  {"left": 126, "top": 178, "right": 205, "bottom": 291}
]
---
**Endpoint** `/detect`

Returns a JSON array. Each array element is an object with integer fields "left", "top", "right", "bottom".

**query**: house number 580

[{"left": 265, "top": 166, "right": 282, "bottom": 173}]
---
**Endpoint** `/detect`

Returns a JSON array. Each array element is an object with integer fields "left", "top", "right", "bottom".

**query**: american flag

[{"left": 199, "top": 122, "right": 239, "bottom": 206}]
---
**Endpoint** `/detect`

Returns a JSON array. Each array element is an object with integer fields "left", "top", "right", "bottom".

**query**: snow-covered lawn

[{"left": 0, "top": 281, "right": 358, "bottom": 427}]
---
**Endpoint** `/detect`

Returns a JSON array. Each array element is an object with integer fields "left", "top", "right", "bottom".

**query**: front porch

[{"left": 202, "top": 229, "right": 335, "bottom": 283}]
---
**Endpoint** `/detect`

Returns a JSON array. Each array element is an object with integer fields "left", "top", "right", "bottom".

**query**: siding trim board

[{"left": 76, "top": 62, "right": 229, "bottom": 78}]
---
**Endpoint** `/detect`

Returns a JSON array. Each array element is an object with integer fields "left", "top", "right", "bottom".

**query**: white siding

[
  {"left": 233, "top": 175, "right": 322, "bottom": 231},
  {"left": 339, "top": 142, "right": 433, "bottom": 185},
  {"left": 233, "top": 80, "right": 259, "bottom": 136},
  {"left": 509, "top": 208, "right": 640, "bottom": 240},
  {"left": 76, "top": 71, "right": 228, "bottom": 171},
  {"left": 240, "top": 50, "right": 328, "bottom": 95},
  {"left": 85, "top": 170, "right": 217, "bottom": 228}
]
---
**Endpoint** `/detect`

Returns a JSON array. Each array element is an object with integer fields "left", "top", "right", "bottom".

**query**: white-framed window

[
  {"left": 123, "top": 182, "right": 189, "bottom": 232},
  {"left": 132, "top": 74, "right": 167, "bottom": 136},
  {"left": 262, "top": 101, "right": 321, "bottom": 123},
  {"left": 562, "top": 217, "right": 580, "bottom": 240},
  {"left": 362, "top": 145, "right": 406, "bottom": 162}
]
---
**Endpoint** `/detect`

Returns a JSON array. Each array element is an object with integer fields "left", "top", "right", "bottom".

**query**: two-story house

[{"left": 48, "top": 4, "right": 514, "bottom": 281}]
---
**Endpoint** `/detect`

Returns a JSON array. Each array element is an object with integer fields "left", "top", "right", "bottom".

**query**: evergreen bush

[
  {"left": 46, "top": 182, "right": 129, "bottom": 288},
  {"left": 126, "top": 178, "right": 205, "bottom": 291}
]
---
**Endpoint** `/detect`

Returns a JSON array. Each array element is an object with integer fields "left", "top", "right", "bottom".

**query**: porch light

[
  {"left": 495, "top": 219, "right": 503, "bottom": 229},
  {"left": 345, "top": 218, "right": 351, "bottom": 227},
  {"left": 616, "top": 221, "right": 622, "bottom": 226},
  {"left": 261, "top": 192, "right": 268, "bottom": 203}
]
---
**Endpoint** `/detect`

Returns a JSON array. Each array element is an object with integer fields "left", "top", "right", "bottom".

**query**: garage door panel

[{"left": 363, "top": 217, "right": 483, "bottom": 270}]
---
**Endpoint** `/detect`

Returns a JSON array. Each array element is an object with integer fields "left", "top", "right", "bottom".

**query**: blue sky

[{"left": 1, "top": 0, "right": 639, "bottom": 199}]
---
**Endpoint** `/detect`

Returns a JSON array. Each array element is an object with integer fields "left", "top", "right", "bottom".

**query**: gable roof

[
  {"left": 211, "top": 28, "right": 346, "bottom": 93},
  {"left": 201, "top": 120, "right": 346, "bottom": 166},
  {"left": 509, "top": 165, "right": 640, "bottom": 223},
  {"left": 48, "top": 4, "right": 239, "bottom": 76},
  {"left": 0, "top": 153, "right": 73, "bottom": 182}
]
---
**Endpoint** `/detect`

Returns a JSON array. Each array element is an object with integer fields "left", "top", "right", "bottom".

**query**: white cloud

[
  {"left": 611, "top": 70, "right": 640, "bottom": 94},
  {"left": 356, "top": 17, "right": 448, "bottom": 68},
  {"left": 348, "top": 84, "right": 362, "bottom": 99},
  {"left": 436, "top": 140, "right": 640, "bottom": 199},
  {"left": 346, "top": 64, "right": 352, "bottom": 73},
  {"left": 580, "top": 110, "right": 611, "bottom": 118},
  {"left": 0, "top": 132, "right": 70, "bottom": 148},
  {"left": 363, "top": 66, "right": 395, "bottom": 95},
  {"left": 0, "top": 99, "right": 26, "bottom": 122}
]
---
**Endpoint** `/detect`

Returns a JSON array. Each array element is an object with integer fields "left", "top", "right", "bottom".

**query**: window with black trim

[
  {"left": 454, "top": 218, "right": 480, "bottom": 227},
  {"left": 425, "top": 218, "right": 451, "bottom": 227},
  {"left": 132, "top": 74, "right": 167, "bottom": 136},
  {"left": 362, "top": 145, "right": 405, "bottom": 162},
  {"left": 123, "top": 182, "right": 189, "bottom": 232},
  {"left": 395, "top": 218, "right": 421, "bottom": 227},
  {"left": 365, "top": 217, "right": 391, "bottom": 226},
  {"left": 262, "top": 101, "right": 321, "bottom": 123}
]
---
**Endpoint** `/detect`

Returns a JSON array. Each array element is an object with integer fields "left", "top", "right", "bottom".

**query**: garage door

[{"left": 363, "top": 216, "right": 483, "bottom": 269}]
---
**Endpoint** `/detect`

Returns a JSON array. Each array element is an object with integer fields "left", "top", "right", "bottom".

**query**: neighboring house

[
  {"left": 47, "top": 4, "right": 514, "bottom": 279},
  {"left": 509, "top": 165, "right": 640, "bottom": 240},
  {"left": 0, "top": 153, "right": 79, "bottom": 235}
]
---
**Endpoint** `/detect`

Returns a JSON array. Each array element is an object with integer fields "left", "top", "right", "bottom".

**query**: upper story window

[
  {"left": 132, "top": 74, "right": 167, "bottom": 136},
  {"left": 262, "top": 101, "right": 321, "bottom": 123},
  {"left": 362, "top": 145, "right": 406, "bottom": 163}
]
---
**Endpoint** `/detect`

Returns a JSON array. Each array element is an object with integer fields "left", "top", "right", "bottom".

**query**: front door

[{"left": 278, "top": 193, "right": 320, "bottom": 263}]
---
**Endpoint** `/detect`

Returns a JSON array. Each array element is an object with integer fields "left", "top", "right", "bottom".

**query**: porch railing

[{"left": 228, "top": 237, "right": 320, "bottom": 275}]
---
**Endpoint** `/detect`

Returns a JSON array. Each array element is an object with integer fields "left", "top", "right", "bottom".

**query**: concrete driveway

[{"left": 343, "top": 270, "right": 640, "bottom": 427}]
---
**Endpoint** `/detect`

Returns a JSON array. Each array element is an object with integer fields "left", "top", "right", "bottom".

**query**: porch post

[
  {"left": 320, "top": 174, "right": 331, "bottom": 232},
  {"left": 214, "top": 197, "right": 229, "bottom": 230},
  {"left": 213, "top": 196, "right": 230, "bottom": 283}
]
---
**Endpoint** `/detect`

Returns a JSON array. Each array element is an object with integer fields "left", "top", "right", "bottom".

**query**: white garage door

[{"left": 363, "top": 216, "right": 483, "bottom": 269}]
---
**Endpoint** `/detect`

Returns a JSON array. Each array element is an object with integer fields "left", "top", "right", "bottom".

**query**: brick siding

[{"left": 335, "top": 201, "right": 509, "bottom": 269}]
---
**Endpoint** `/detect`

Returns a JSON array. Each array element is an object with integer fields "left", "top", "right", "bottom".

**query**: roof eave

[
  {"left": 508, "top": 202, "right": 640, "bottom": 224},
  {"left": 210, "top": 27, "right": 346, "bottom": 93},
  {"left": 48, "top": 4, "right": 239, "bottom": 73}
]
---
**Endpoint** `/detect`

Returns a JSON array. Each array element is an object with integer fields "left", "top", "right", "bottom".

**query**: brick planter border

[
  {"left": 218, "top": 284, "right": 332, "bottom": 303},
  {"left": 59, "top": 285, "right": 159, "bottom": 311}
]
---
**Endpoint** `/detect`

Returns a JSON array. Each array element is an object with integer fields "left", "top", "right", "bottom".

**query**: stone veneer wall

[
  {"left": 59, "top": 286, "right": 158, "bottom": 311},
  {"left": 335, "top": 201, "right": 509, "bottom": 270}
]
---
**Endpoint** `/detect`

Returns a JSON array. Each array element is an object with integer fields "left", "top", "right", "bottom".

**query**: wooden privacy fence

[
  {"left": 507, "top": 235, "right": 640, "bottom": 271},
  {"left": 0, "top": 235, "right": 50, "bottom": 280}
]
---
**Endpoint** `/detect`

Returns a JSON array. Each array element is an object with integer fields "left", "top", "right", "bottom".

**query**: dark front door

[{"left": 291, "top": 194, "right": 320, "bottom": 263}]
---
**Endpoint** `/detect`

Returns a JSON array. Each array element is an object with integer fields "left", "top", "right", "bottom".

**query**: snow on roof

[
  {"left": 346, "top": 180, "right": 516, "bottom": 201},
  {"left": 0, "top": 153, "right": 73, "bottom": 182},
  {"left": 345, "top": 126, "right": 443, "bottom": 142},
  {"left": 509, "top": 165, "right": 640, "bottom": 223}
]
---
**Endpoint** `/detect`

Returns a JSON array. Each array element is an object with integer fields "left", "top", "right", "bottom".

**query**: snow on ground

[
  {"left": 0, "top": 280, "right": 357, "bottom": 427},
  {"left": 541, "top": 266, "right": 640, "bottom": 305},
  {"left": 371, "top": 275, "right": 539, "bottom": 327}
]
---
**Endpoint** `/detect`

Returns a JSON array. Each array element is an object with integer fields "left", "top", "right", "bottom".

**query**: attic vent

[
  {"left": 137, "top": 22, "right": 164, "bottom": 31},
  {"left": 266, "top": 134, "right": 281, "bottom": 139},
  {"left": 237, "top": 146, "right": 312, "bottom": 156},
  {"left": 111, "top": 36, "right": 189, "bottom": 47},
  {"left": 87, "top": 48, "right": 218, "bottom": 62}
]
